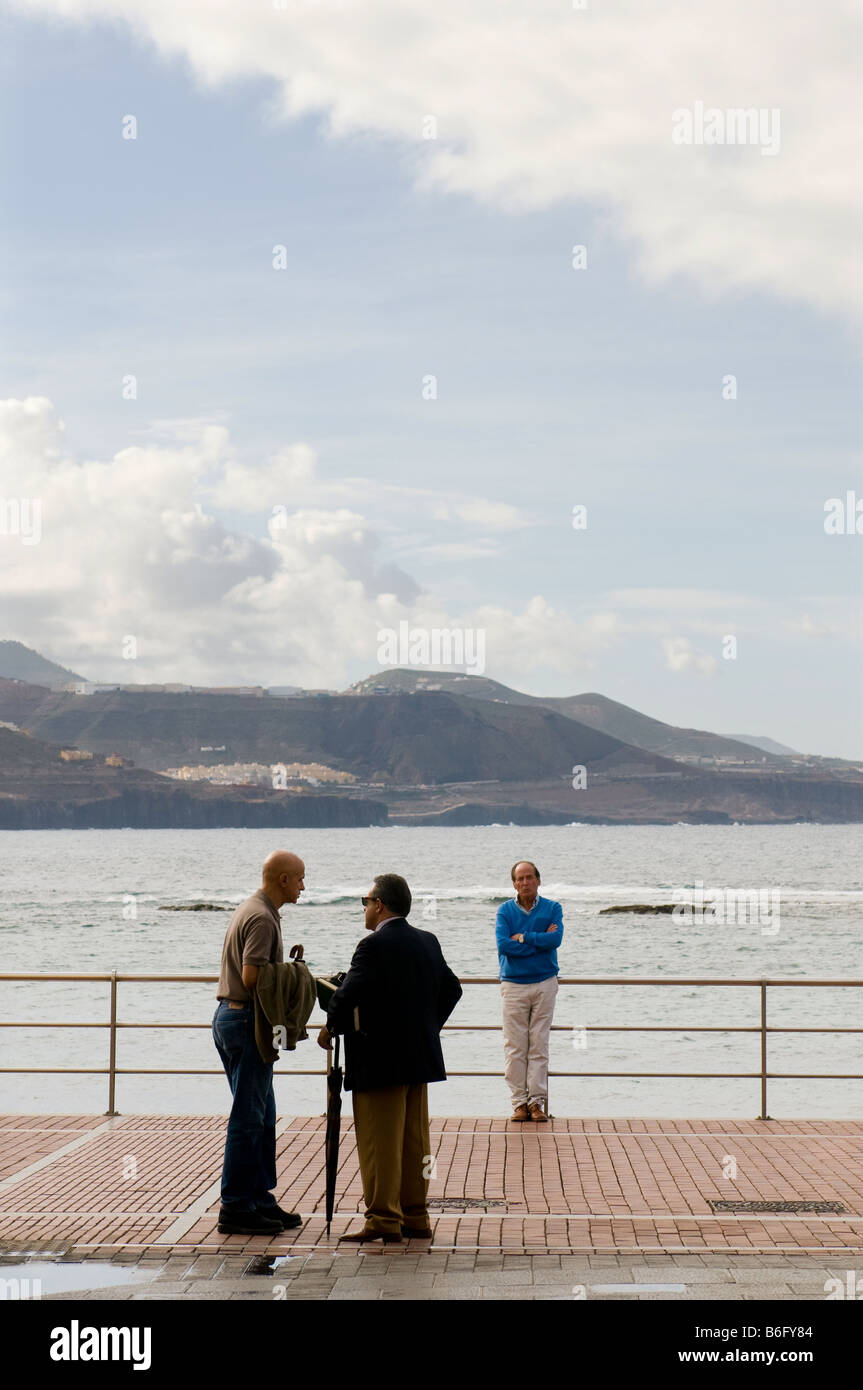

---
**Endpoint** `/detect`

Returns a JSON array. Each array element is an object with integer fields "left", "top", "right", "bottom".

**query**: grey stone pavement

[{"left": 33, "top": 1250, "right": 854, "bottom": 1301}]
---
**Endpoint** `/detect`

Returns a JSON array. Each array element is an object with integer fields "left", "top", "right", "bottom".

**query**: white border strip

[{"left": 153, "top": 1116, "right": 294, "bottom": 1246}]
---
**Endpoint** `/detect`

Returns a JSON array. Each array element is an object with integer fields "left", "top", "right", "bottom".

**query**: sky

[{"left": 0, "top": 0, "right": 860, "bottom": 755}]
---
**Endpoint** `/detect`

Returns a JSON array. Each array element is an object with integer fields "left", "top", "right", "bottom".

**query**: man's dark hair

[
  {"left": 372, "top": 872, "right": 412, "bottom": 918},
  {"left": 510, "top": 860, "right": 540, "bottom": 882}
]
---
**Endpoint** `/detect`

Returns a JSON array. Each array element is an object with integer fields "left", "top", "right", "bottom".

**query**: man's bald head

[{"left": 261, "top": 851, "right": 305, "bottom": 908}]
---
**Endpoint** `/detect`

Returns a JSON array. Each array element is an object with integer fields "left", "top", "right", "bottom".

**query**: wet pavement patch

[
  {"left": 244, "top": 1254, "right": 304, "bottom": 1276},
  {"left": 590, "top": 1283, "right": 688, "bottom": 1294},
  {"left": 0, "top": 1260, "right": 166, "bottom": 1295}
]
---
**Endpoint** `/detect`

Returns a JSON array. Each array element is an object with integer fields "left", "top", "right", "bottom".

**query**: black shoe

[
  {"left": 267, "top": 1204, "right": 303, "bottom": 1230},
  {"left": 339, "top": 1229, "right": 403, "bottom": 1244},
  {"left": 217, "top": 1208, "right": 283, "bottom": 1236}
]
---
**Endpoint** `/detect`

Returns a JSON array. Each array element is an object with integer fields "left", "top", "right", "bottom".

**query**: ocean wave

[{"left": 57, "top": 883, "right": 863, "bottom": 910}]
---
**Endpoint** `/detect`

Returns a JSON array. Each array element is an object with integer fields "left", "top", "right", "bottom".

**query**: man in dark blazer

[{"left": 317, "top": 872, "right": 462, "bottom": 1243}]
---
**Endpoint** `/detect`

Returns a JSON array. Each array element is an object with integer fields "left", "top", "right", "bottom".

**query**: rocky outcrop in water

[{"left": 159, "top": 903, "right": 229, "bottom": 911}]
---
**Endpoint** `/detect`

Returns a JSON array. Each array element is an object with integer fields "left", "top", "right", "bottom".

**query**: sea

[{"left": 1, "top": 824, "right": 861, "bottom": 1119}]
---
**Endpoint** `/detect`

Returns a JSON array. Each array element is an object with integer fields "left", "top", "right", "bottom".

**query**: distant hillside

[
  {"left": 0, "top": 676, "right": 53, "bottom": 726},
  {"left": 729, "top": 734, "right": 799, "bottom": 756},
  {"left": 1, "top": 696, "right": 860, "bottom": 826},
  {"left": 348, "top": 670, "right": 782, "bottom": 764},
  {"left": 551, "top": 693, "right": 780, "bottom": 763},
  {"left": 349, "top": 670, "right": 537, "bottom": 706},
  {"left": 0, "top": 686, "right": 682, "bottom": 782},
  {"left": 0, "top": 640, "right": 85, "bottom": 687}
]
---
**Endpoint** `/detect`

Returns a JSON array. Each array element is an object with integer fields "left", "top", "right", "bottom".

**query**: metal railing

[{"left": 0, "top": 973, "right": 861, "bottom": 1120}]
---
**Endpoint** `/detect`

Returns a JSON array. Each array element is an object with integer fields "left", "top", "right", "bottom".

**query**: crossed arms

[{"left": 495, "top": 904, "right": 563, "bottom": 957}]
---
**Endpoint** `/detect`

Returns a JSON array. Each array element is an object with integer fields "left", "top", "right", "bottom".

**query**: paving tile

[
  {"left": 186, "top": 1285, "right": 246, "bottom": 1300},
  {"left": 349, "top": 1274, "right": 435, "bottom": 1288},
  {"left": 477, "top": 1289, "right": 540, "bottom": 1300},
  {"left": 729, "top": 1268, "right": 826, "bottom": 1284},
  {"left": 533, "top": 1267, "right": 580, "bottom": 1283},
  {"left": 739, "top": 1284, "right": 817, "bottom": 1295},
  {"left": 422, "top": 1287, "right": 485, "bottom": 1300},
  {"left": 3, "top": 1114, "right": 861, "bottom": 1268},
  {"left": 678, "top": 1287, "right": 749, "bottom": 1300},
  {"left": 40, "top": 1288, "right": 119, "bottom": 1301},
  {"left": 327, "top": 1288, "right": 382, "bottom": 1300},
  {"left": 186, "top": 1256, "right": 227, "bottom": 1276},
  {"left": 129, "top": 1290, "right": 190, "bottom": 1299}
]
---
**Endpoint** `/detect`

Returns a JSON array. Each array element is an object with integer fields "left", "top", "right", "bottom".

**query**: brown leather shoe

[
  {"left": 338, "top": 1229, "right": 403, "bottom": 1244},
  {"left": 529, "top": 1103, "right": 548, "bottom": 1123},
  {"left": 511, "top": 1104, "right": 530, "bottom": 1122}
]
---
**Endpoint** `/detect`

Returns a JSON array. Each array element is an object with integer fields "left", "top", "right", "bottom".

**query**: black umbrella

[{"left": 324, "top": 1032, "right": 343, "bottom": 1237}]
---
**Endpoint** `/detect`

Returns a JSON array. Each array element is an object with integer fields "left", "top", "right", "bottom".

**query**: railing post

[
  {"left": 105, "top": 971, "right": 119, "bottom": 1116},
  {"left": 759, "top": 979, "right": 770, "bottom": 1121}
]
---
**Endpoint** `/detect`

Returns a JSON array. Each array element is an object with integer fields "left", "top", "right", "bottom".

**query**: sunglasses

[{"left": 361, "top": 896, "right": 380, "bottom": 907}]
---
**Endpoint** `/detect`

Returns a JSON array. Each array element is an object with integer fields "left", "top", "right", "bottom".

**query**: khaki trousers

[
  {"left": 501, "top": 976, "right": 558, "bottom": 1109},
  {"left": 351, "top": 1083, "right": 431, "bottom": 1235}
]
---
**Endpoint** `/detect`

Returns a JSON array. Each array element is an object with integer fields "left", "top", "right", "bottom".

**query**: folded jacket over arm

[{"left": 253, "top": 959, "right": 317, "bottom": 1063}]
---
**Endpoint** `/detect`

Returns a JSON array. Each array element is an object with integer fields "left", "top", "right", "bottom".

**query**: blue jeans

[{"left": 212, "top": 1001, "right": 277, "bottom": 1212}]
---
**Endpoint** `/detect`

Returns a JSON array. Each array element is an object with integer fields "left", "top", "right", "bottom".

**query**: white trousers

[{"left": 500, "top": 976, "right": 558, "bottom": 1109}]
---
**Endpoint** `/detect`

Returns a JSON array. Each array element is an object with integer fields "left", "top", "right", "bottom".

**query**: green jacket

[{"left": 253, "top": 960, "right": 317, "bottom": 1063}]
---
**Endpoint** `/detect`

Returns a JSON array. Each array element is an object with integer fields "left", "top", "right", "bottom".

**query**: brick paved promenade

[{"left": 1, "top": 1114, "right": 860, "bottom": 1261}]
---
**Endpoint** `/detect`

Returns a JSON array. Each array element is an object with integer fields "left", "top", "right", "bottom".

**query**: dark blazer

[{"left": 326, "top": 917, "right": 462, "bottom": 1092}]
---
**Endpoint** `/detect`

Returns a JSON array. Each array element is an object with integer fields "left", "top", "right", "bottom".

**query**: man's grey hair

[
  {"left": 372, "top": 873, "right": 412, "bottom": 918},
  {"left": 510, "top": 861, "right": 540, "bottom": 882}
]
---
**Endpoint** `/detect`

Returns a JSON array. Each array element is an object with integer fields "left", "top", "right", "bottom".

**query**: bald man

[{"left": 213, "top": 851, "right": 306, "bottom": 1235}]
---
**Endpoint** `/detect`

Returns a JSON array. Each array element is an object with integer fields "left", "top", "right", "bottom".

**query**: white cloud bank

[
  {"left": 0, "top": 396, "right": 610, "bottom": 687},
  {"left": 9, "top": 0, "right": 862, "bottom": 323},
  {"left": 1, "top": 400, "right": 856, "bottom": 691}
]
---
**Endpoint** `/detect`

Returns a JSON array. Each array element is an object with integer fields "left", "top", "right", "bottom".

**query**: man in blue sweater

[{"left": 495, "top": 861, "right": 563, "bottom": 1122}]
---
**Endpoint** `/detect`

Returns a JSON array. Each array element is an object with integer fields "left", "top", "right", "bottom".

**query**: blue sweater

[{"left": 495, "top": 895, "right": 563, "bottom": 983}]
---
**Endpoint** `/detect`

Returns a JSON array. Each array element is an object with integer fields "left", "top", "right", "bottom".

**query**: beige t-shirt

[{"left": 216, "top": 889, "right": 283, "bottom": 1002}]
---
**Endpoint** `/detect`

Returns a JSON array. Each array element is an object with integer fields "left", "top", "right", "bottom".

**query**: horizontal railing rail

[{"left": 0, "top": 973, "right": 861, "bottom": 1119}]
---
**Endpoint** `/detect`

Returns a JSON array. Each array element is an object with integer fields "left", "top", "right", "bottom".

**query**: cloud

[
  {"left": 662, "top": 636, "right": 718, "bottom": 677},
  {"left": 784, "top": 606, "right": 863, "bottom": 644},
  {"left": 412, "top": 540, "right": 503, "bottom": 561},
  {"left": 606, "top": 589, "right": 758, "bottom": 612},
  {"left": 208, "top": 444, "right": 320, "bottom": 513},
  {"left": 449, "top": 500, "right": 528, "bottom": 531},
  {"left": 0, "top": 395, "right": 66, "bottom": 465},
  {"left": 9, "top": 0, "right": 862, "bottom": 323},
  {"left": 201, "top": 437, "right": 534, "bottom": 544},
  {"left": 0, "top": 396, "right": 611, "bottom": 686}
]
